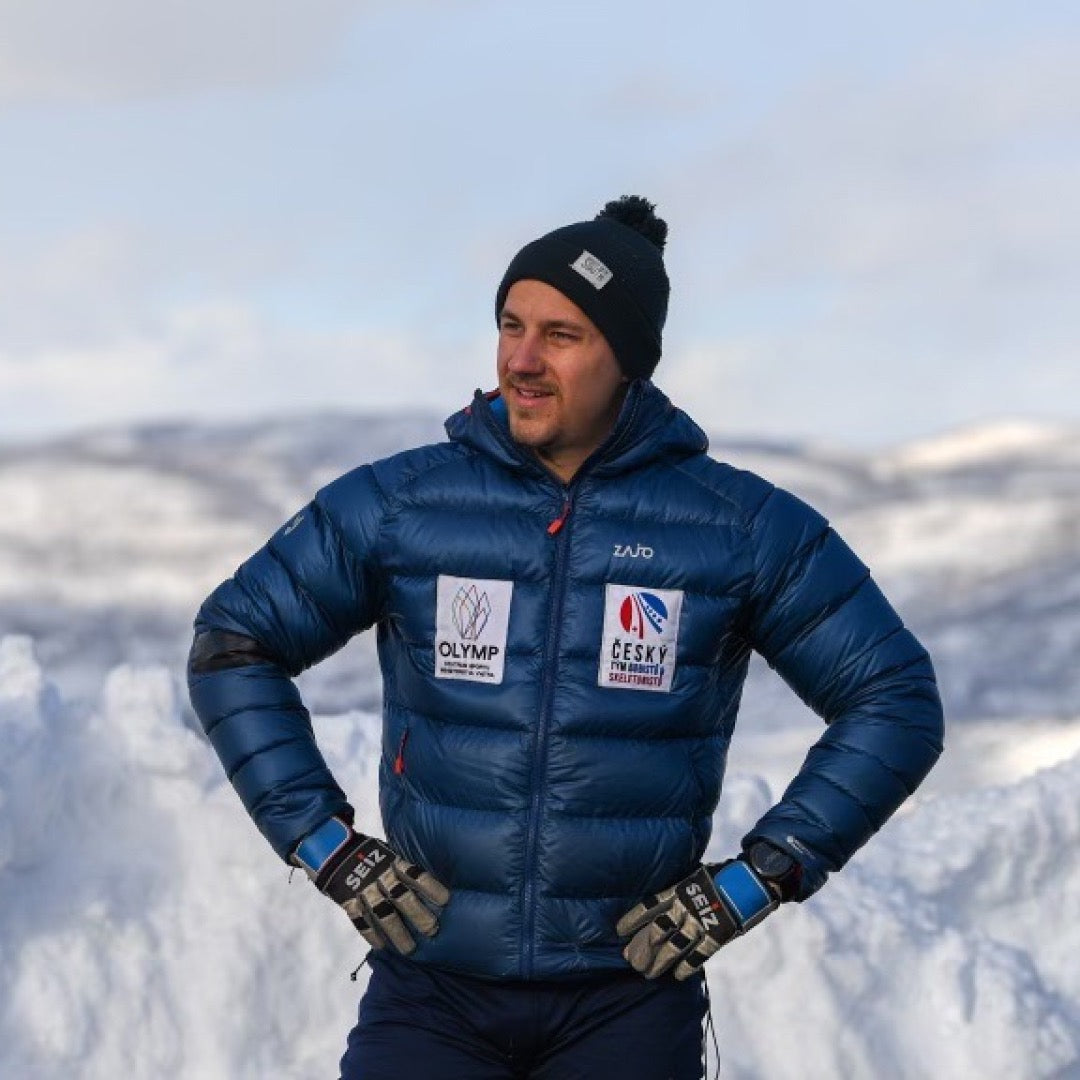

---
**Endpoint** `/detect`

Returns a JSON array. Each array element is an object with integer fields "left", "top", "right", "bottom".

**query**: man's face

[{"left": 497, "top": 279, "right": 628, "bottom": 483}]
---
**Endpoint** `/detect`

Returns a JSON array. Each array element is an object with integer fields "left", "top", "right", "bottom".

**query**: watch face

[{"left": 749, "top": 843, "right": 795, "bottom": 880}]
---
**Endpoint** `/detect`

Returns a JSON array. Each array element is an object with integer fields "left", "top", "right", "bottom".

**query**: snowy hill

[
  {"left": 3, "top": 412, "right": 1078, "bottom": 726},
  {"left": 2, "top": 413, "right": 1079, "bottom": 1077}
]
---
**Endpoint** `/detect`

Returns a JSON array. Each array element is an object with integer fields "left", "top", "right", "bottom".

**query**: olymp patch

[
  {"left": 434, "top": 576, "right": 513, "bottom": 684},
  {"left": 598, "top": 584, "right": 683, "bottom": 693}
]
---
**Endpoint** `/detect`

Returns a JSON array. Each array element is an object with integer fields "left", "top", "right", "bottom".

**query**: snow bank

[
  {"left": 881, "top": 419, "right": 1080, "bottom": 472},
  {"left": 708, "top": 756, "right": 1080, "bottom": 1078},
  {"left": 2, "top": 636, "right": 1078, "bottom": 1078},
  {"left": 0, "top": 636, "right": 380, "bottom": 1079}
]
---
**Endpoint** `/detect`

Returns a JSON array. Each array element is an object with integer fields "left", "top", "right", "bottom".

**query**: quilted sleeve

[
  {"left": 187, "top": 465, "right": 388, "bottom": 861},
  {"left": 739, "top": 486, "right": 944, "bottom": 899}
]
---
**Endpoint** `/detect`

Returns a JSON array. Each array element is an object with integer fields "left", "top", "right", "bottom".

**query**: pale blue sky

[{"left": 1, "top": 1, "right": 1077, "bottom": 447}]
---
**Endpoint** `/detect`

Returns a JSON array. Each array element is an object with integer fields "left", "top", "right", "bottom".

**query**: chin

[
  {"left": 508, "top": 415, "right": 554, "bottom": 450},
  {"left": 510, "top": 430, "right": 551, "bottom": 452}
]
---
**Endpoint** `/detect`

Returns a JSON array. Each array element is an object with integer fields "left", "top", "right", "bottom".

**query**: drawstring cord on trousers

[
  {"left": 702, "top": 977, "right": 721, "bottom": 1079},
  {"left": 290, "top": 865, "right": 372, "bottom": 982},
  {"left": 350, "top": 953, "right": 371, "bottom": 982}
]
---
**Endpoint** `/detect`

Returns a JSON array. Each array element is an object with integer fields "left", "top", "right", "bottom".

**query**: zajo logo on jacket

[{"left": 599, "top": 584, "right": 683, "bottom": 692}]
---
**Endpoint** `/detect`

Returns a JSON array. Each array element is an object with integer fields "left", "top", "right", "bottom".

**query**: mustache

[{"left": 506, "top": 379, "right": 556, "bottom": 394}]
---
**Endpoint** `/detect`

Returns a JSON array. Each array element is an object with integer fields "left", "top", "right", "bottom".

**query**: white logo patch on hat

[
  {"left": 598, "top": 583, "right": 683, "bottom": 693},
  {"left": 571, "top": 249, "right": 613, "bottom": 290},
  {"left": 435, "top": 575, "right": 513, "bottom": 684}
]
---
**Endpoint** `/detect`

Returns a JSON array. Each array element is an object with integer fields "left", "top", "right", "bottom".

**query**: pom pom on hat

[{"left": 597, "top": 195, "right": 668, "bottom": 251}]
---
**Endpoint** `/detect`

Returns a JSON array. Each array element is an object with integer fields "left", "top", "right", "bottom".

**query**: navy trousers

[{"left": 340, "top": 952, "right": 708, "bottom": 1080}]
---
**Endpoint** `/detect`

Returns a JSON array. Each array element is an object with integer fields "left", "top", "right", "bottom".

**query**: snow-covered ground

[{"left": 2, "top": 413, "right": 1079, "bottom": 1078}]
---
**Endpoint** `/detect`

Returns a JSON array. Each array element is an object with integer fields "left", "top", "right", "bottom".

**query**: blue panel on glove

[
  {"left": 712, "top": 861, "right": 774, "bottom": 926},
  {"left": 295, "top": 817, "right": 351, "bottom": 873}
]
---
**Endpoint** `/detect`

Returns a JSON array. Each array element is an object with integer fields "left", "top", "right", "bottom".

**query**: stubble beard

[
  {"left": 502, "top": 377, "right": 561, "bottom": 452},
  {"left": 507, "top": 408, "right": 560, "bottom": 454}
]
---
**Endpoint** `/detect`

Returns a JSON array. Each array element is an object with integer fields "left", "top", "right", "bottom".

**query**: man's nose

[{"left": 506, "top": 332, "right": 544, "bottom": 374}]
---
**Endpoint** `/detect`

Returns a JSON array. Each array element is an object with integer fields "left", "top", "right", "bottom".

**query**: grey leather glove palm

[
  {"left": 616, "top": 842, "right": 799, "bottom": 980},
  {"left": 293, "top": 817, "right": 450, "bottom": 955}
]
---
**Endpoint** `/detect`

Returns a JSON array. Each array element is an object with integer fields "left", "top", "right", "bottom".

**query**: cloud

[
  {"left": 0, "top": 226, "right": 153, "bottom": 352},
  {"left": 0, "top": 298, "right": 489, "bottom": 442},
  {"left": 0, "top": 5, "right": 1076, "bottom": 448},
  {"left": 657, "top": 35, "right": 1080, "bottom": 444},
  {"left": 673, "top": 37, "right": 1080, "bottom": 284},
  {"left": 0, "top": 214, "right": 494, "bottom": 445},
  {"left": 0, "top": 1, "right": 371, "bottom": 104}
]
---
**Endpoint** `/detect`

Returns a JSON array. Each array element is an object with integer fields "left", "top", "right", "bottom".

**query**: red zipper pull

[
  {"left": 393, "top": 729, "right": 409, "bottom": 775},
  {"left": 547, "top": 498, "right": 572, "bottom": 535}
]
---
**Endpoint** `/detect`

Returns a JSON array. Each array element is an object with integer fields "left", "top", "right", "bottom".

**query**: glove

[
  {"left": 293, "top": 817, "right": 450, "bottom": 955},
  {"left": 615, "top": 840, "right": 799, "bottom": 980}
]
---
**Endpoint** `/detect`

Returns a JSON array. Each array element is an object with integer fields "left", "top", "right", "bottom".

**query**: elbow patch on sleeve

[{"left": 189, "top": 629, "right": 283, "bottom": 674}]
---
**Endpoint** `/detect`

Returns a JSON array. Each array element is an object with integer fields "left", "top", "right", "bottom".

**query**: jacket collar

[{"left": 444, "top": 379, "right": 709, "bottom": 484}]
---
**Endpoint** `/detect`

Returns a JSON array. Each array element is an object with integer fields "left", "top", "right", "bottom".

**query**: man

[{"left": 188, "top": 197, "right": 943, "bottom": 1079}]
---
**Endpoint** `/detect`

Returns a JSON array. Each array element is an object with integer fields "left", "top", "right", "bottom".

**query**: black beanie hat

[{"left": 495, "top": 196, "right": 670, "bottom": 381}]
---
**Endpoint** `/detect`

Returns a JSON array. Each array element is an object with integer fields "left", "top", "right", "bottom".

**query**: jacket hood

[{"left": 443, "top": 379, "right": 709, "bottom": 482}]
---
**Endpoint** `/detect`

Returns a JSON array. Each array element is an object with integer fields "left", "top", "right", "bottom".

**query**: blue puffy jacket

[{"left": 188, "top": 380, "right": 943, "bottom": 980}]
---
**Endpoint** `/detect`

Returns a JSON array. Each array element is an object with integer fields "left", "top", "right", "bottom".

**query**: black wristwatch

[{"left": 744, "top": 840, "right": 801, "bottom": 901}]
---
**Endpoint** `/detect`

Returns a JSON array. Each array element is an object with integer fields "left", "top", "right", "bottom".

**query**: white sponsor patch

[
  {"left": 435, "top": 575, "right": 513, "bottom": 684},
  {"left": 570, "top": 249, "right": 613, "bottom": 290},
  {"left": 598, "top": 583, "right": 683, "bottom": 693}
]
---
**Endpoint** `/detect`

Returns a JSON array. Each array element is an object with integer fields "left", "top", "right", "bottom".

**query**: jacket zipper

[
  {"left": 393, "top": 727, "right": 409, "bottom": 776},
  {"left": 471, "top": 389, "right": 642, "bottom": 974},
  {"left": 547, "top": 497, "right": 572, "bottom": 535},
  {"left": 521, "top": 484, "right": 576, "bottom": 976}
]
